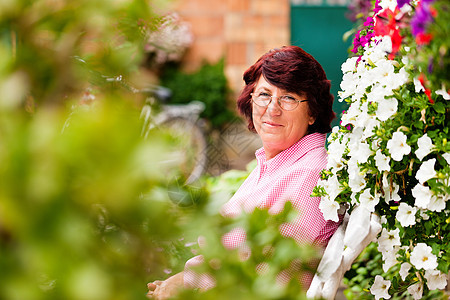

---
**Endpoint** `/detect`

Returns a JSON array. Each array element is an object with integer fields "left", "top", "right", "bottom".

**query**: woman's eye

[
  {"left": 282, "top": 96, "right": 296, "bottom": 102},
  {"left": 259, "top": 92, "right": 270, "bottom": 97}
]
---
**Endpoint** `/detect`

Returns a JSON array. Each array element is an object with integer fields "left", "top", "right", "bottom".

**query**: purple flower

[
  {"left": 428, "top": 56, "right": 433, "bottom": 74},
  {"left": 397, "top": 0, "right": 411, "bottom": 8},
  {"left": 411, "top": 1, "right": 435, "bottom": 36}
]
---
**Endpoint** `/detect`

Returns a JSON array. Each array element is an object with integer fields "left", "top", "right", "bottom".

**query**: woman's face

[{"left": 252, "top": 76, "right": 315, "bottom": 160}]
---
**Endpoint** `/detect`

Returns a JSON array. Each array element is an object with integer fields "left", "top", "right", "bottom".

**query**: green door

[{"left": 291, "top": 4, "right": 353, "bottom": 127}]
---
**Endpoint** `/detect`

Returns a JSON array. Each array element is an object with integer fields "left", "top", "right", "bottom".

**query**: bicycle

[{"left": 105, "top": 76, "right": 208, "bottom": 185}]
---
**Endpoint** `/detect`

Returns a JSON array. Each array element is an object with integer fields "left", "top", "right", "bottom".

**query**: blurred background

[{"left": 150, "top": 0, "right": 355, "bottom": 174}]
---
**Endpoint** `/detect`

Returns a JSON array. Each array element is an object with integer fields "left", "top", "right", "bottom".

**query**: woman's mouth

[{"left": 263, "top": 121, "right": 282, "bottom": 128}]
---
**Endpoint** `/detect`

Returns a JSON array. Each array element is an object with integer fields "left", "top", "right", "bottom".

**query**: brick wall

[{"left": 171, "top": 0, "right": 290, "bottom": 95}]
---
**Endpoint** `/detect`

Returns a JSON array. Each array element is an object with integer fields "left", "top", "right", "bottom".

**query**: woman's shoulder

[{"left": 292, "top": 144, "right": 328, "bottom": 171}]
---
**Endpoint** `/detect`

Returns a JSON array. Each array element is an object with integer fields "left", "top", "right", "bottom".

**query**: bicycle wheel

[{"left": 160, "top": 117, "right": 208, "bottom": 184}]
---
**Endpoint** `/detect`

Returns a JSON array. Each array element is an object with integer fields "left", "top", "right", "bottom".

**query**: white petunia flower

[
  {"left": 428, "top": 193, "right": 448, "bottom": 212},
  {"left": 378, "top": 228, "right": 401, "bottom": 251},
  {"left": 389, "top": 67, "right": 409, "bottom": 90},
  {"left": 340, "top": 72, "right": 358, "bottom": 99},
  {"left": 347, "top": 157, "right": 367, "bottom": 193},
  {"left": 381, "top": 249, "right": 398, "bottom": 272},
  {"left": 416, "top": 158, "right": 436, "bottom": 184},
  {"left": 378, "top": 0, "right": 400, "bottom": 11},
  {"left": 415, "top": 133, "right": 434, "bottom": 161},
  {"left": 341, "top": 101, "right": 363, "bottom": 127},
  {"left": 362, "top": 117, "right": 379, "bottom": 139},
  {"left": 351, "top": 142, "right": 373, "bottom": 164},
  {"left": 376, "top": 36, "right": 392, "bottom": 54},
  {"left": 359, "top": 188, "right": 380, "bottom": 212},
  {"left": 366, "top": 36, "right": 392, "bottom": 63},
  {"left": 348, "top": 173, "right": 367, "bottom": 193},
  {"left": 387, "top": 131, "right": 411, "bottom": 161},
  {"left": 370, "top": 275, "right": 391, "bottom": 300},
  {"left": 355, "top": 102, "right": 371, "bottom": 128},
  {"left": 412, "top": 183, "right": 433, "bottom": 209},
  {"left": 320, "top": 174, "right": 342, "bottom": 202},
  {"left": 436, "top": 84, "right": 450, "bottom": 100},
  {"left": 341, "top": 57, "right": 358, "bottom": 73},
  {"left": 318, "top": 197, "right": 340, "bottom": 222},
  {"left": 424, "top": 269, "right": 448, "bottom": 290},
  {"left": 367, "top": 83, "right": 387, "bottom": 103},
  {"left": 399, "top": 262, "right": 412, "bottom": 281},
  {"left": 414, "top": 77, "right": 425, "bottom": 93},
  {"left": 396, "top": 203, "right": 417, "bottom": 227},
  {"left": 375, "top": 149, "right": 391, "bottom": 172},
  {"left": 418, "top": 209, "right": 430, "bottom": 220},
  {"left": 376, "top": 98, "right": 398, "bottom": 121},
  {"left": 410, "top": 243, "right": 438, "bottom": 270},
  {"left": 327, "top": 137, "right": 347, "bottom": 169},
  {"left": 371, "top": 59, "right": 395, "bottom": 86},
  {"left": 407, "top": 282, "right": 424, "bottom": 300},
  {"left": 442, "top": 152, "right": 450, "bottom": 165}
]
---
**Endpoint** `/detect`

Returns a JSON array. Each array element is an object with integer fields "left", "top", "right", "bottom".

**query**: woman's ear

[{"left": 308, "top": 115, "right": 316, "bottom": 126}]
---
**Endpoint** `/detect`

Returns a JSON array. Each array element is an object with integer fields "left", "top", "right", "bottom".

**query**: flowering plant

[{"left": 314, "top": 0, "right": 449, "bottom": 298}]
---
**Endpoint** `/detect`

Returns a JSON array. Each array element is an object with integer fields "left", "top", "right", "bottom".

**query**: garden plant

[{"left": 314, "top": 0, "right": 449, "bottom": 298}]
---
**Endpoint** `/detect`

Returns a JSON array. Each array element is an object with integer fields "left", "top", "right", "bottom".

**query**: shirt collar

[{"left": 255, "top": 132, "right": 326, "bottom": 166}]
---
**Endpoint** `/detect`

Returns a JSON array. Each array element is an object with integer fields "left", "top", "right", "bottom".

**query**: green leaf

[{"left": 433, "top": 102, "right": 446, "bottom": 114}]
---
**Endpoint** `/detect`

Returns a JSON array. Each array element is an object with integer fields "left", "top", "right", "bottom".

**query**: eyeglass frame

[{"left": 250, "top": 92, "right": 309, "bottom": 111}]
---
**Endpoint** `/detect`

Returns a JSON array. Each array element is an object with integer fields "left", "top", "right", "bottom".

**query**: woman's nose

[{"left": 266, "top": 96, "right": 282, "bottom": 115}]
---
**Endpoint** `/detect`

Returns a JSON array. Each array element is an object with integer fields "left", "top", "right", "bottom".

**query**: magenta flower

[{"left": 373, "top": 0, "right": 382, "bottom": 14}]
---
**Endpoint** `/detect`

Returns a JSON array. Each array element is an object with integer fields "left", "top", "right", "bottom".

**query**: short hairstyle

[{"left": 237, "top": 46, "right": 335, "bottom": 134}]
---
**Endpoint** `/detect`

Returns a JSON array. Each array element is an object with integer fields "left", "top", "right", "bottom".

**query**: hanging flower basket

[{"left": 313, "top": 0, "right": 449, "bottom": 298}]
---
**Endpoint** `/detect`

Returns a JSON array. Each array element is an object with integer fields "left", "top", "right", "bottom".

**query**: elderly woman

[{"left": 147, "top": 46, "right": 340, "bottom": 299}]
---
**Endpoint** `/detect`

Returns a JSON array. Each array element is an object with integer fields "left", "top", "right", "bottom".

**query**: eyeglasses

[{"left": 250, "top": 92, "right": 308, "bottom": 111}]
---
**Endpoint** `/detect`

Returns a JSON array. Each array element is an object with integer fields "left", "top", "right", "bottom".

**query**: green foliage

[
  {"left": 343, "top": 243, "right": 448, "bottom": 300},
  {"left": 0, "top": 99, "right": 208, "bottom": 300},
  {"left": 160, "top": 60, "right": 236, "bottom": 128},
  {"left": 0, "top": 0, "right": 157, "bottom": 107},
  {"left": 0, "top": 1, "right": 209, "bottom": 299},
  {"left": 176, "top": 202, "right": 316, "bottom": 300}
]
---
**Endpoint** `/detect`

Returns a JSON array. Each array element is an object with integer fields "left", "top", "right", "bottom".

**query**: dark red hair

[{"left": 237, "top": 46, "right": 335, "bottom": 133}]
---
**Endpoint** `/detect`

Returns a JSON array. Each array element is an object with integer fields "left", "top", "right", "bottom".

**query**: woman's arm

[{"left": 147, "top": 271, "right": 184, "bottom": 300}]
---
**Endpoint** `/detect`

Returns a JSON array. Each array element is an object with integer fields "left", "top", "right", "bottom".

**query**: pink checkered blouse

[{"left": 184, "top": 132, "right": 340, "bottom": 289}]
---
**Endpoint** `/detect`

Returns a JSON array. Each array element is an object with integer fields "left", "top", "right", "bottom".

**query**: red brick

[
  {"left": 183, "top": 16, "right": 224, "bottom": 37},
  {"left": 227, "top": 0, "right": 251, "bottom": 12},
  {"left": 226, "top": 42, "right": 247, "bottom": 65},
  {"left": 172, "top": 0, "right": 226, "bottom": 14},
  {"left": 242, "top": 15, "right": 265, "bottom": 28},
  {"left": 182, "top": 39, "right": 225, "bottom": 71},
  {"left": 250, "top": 0, "right": 289, "bottom": 15}
]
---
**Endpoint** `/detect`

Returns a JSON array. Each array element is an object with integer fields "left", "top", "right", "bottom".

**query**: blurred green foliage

[
  {"left": 0, "top": 100, "right": 204, "bottom": 300},
  {"left": 178, "top": 202, "right": 317, "bottom": 300},
  {"left": 0, "top": 1, "right": 202, "bottom": 299},
  {"left": 0, "top": 1, "right": 323, "bottom": 299},
  {"left": 160, "top": 60, "right": 236, "bottom": 129},
  {"left": 0, "top": 0, "right": 158, "bottom": 107}
]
